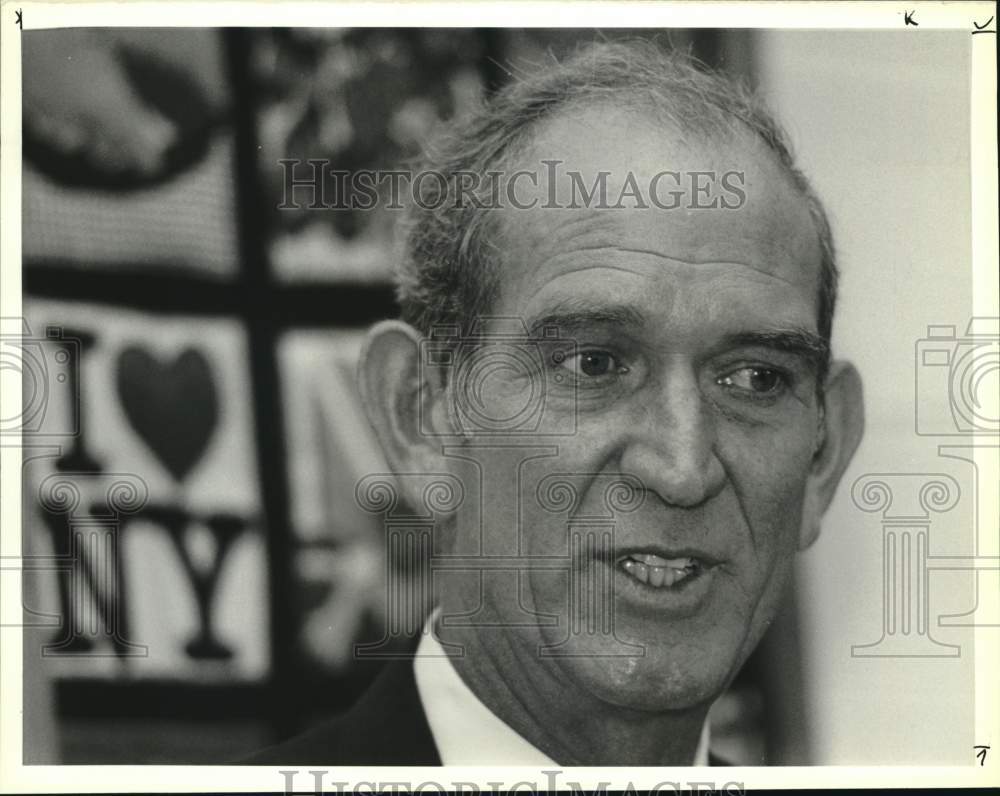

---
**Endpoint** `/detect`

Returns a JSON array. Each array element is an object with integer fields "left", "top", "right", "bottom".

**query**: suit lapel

[
  {"left": 246, "top": 655, "right": 732, "bottom": 767},
  {"left": 241, "top": 656, "right": 441, "bottom": 765},
  {"left": 333, "top": 656, "right": 442, "bottom": 764}
]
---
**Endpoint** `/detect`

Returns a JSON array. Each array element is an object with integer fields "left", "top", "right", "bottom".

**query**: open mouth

[{"left": 615, "top": 552, "right": 710, "bottom": 589}]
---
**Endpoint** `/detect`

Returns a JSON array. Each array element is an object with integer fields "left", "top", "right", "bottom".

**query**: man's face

[{"left": 440, "top": 108, "right": 826, "bottom": 712}]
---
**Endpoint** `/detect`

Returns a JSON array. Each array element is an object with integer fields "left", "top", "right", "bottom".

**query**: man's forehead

[
  {"left": 519, "top": 256, "right": 821, "bottom": 335},
  {"left": 503, "top": 108, "right": 820, "bottom": 255},
  {"left": 492, "top": 108, "right": 823, "bottom": 311},
  {"left": 519, "top": 103, "right": 776, "bottom": 189}
]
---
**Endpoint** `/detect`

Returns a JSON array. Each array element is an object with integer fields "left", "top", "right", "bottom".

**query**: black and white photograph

[{"left": 1, "top": 2, "right": 997, "bottom": 792}]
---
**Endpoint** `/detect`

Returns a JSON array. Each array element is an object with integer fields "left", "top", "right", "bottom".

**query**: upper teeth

[
  {"left": 628, "top": 553, "right": 695, "bottom": 569},
  {"left": 620, "top": 554, "right": 699, "bottom": 588}
]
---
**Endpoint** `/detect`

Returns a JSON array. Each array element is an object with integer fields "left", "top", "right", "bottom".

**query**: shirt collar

[{"left": 412, "top": 610, "right": 710, "bottom": 766}]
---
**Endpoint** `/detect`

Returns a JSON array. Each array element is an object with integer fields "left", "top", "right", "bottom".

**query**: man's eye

[
  {"left": 557, "top": 350, "right": 626, "bottom": 379},
  {"left": 717, "top": 366, "right": 786, "bottom": 396}
]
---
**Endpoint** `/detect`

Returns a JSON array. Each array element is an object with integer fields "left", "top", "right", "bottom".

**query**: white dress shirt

[{"left": 412, "top": 611, "right": 710, "bottom": 766}]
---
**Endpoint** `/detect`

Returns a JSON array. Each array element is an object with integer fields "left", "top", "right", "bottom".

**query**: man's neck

[{"left": 434, "top": 616, "right": 710, "bottom": 766}]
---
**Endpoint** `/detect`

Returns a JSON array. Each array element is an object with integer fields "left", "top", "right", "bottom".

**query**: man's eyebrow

[
  {"left": 720, "top": 328, "right": 830, "bottom": 367},
  {"left": 527, "top": 300, "right": 646, "bottom": 337},
  {"left": 525, "top": 307, "right": 829, "bottom": 368}
]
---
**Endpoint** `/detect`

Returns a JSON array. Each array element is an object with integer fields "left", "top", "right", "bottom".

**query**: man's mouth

[{"left": 615, "top": 552, "right": 711, "bottom": 589}]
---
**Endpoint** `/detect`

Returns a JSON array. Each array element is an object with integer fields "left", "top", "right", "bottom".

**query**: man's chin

[{"left": 558, "top": 646, "right": 734, "bottom": 714}]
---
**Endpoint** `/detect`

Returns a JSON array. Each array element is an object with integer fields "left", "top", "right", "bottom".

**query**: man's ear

[
  {"left": 799, "top": 360, "right": 865, "bottom": 550},
  {"left": 357, "top": 320, "right": 453, "bottom": 480}
]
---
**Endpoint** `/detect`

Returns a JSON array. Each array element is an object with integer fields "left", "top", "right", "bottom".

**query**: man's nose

[{"left": 618, "top": 374, "right": 726, "bottom": 508}]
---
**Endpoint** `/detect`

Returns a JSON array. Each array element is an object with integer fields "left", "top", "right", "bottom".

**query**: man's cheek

[
  {"left": 742, "top": 484, "right": 808, "bottom": 564},
  {"left": 556, "top": 413, "right": 633, "bottom": 460},
  {"left": 520, "top": 509, "right": 574, "bottom": 558},
  {"left": 721, "top": 425, "right": 816, "bottom": 514},
  {"left": 732, "top": 484, "right": 808, "bottom": 633},
  {"left": 722, "top": 433, "right": 813, "bottom": 565}
]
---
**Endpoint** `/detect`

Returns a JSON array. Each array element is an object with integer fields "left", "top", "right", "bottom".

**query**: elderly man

[{"left": 251, "top": 40, "right": 864, "bottom": 767}]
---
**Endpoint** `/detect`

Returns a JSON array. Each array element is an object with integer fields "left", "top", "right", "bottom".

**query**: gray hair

[{"left": 395, "top": 40, "right": 838, "bottom": 346}]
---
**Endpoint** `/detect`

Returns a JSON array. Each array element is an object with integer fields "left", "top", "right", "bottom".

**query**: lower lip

[{"left": 607, "top": 559, "right": 717, "bottom": 618}]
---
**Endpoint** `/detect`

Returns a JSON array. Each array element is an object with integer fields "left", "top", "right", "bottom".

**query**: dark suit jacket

[{"left": 245, "top": 658, "right": 729, "bottom": 766}]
